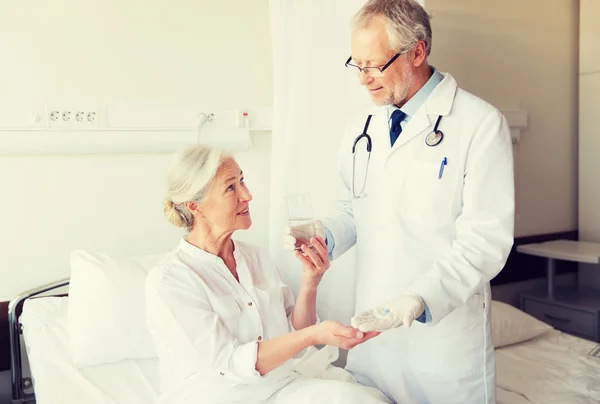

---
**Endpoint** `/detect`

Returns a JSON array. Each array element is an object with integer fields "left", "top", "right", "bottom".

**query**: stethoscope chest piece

[
  {"left": 425, "top": 130, "right": 443, "bottom": 147},
  {"left": 425, "top": 114, "right": 444, "bottom": 147}
]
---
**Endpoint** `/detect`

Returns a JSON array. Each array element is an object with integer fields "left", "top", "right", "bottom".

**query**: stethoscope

[{"left": 351, "top": 113, "right": 444, "bottom": 199}]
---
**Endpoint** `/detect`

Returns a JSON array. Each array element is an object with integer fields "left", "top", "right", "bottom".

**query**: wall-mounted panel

[{"left": 0, "top": 104, "right": 272, "bottom": 155}]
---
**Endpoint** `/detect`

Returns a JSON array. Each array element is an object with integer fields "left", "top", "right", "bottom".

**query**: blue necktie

[{"left": 389, "top": 109, "right": 406, "bottom": 146}]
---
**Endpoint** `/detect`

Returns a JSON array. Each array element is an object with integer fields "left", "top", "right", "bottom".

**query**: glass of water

[{"left": 285, "top": 193, "right": 316, "bottom": 251}]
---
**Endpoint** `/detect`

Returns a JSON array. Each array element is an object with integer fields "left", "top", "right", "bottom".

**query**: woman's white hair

[
  {"left": 163, "top": 144, "right": 230, "bottom": 231},
  {"left": 352, "top": 0, "right": 432, "bottom": 56}
]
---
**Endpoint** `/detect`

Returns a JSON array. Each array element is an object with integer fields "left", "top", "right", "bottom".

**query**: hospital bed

[
  {"left": 9, "top": 286, "right": 160, "bottom": 404},
  {"left": 8, "top": 264, "right": 600, "bottom": 404}
]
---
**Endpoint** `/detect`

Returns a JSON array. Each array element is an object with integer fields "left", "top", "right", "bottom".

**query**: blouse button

[
  {"left": 220, "top": 372, "right": 224, "bottom": 376},
  {"left": 248, "top": 302, "right": 253, "bottom": 306},
  {"left": 257, "top": 336, "right": 262, "bottom": 341}
]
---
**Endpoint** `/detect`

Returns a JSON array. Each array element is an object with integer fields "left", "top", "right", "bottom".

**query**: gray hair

[
  {"left": 352, "top": 0, "right": 432, "bottom": 57},
  {"left": 163, "top": 145, "right": 230, "bottom": 231}
]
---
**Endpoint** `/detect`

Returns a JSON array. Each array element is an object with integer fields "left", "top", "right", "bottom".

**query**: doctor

[{"left": 284, "top": 0, "right": 514, "bottom": 403}]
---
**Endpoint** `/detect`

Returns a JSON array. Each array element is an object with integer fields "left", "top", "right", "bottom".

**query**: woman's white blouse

[{"left": 145, "top": 238, "right": 304, "bottom": 403}]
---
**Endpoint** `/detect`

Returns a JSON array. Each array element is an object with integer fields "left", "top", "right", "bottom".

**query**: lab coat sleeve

[
  {"left": 322, "top": 121, "right": 358, "bottom": 261},
  {"left": 146, "top": 270, "right": 262, "bottom": 384},
  {"left": 407, "top": 109, "right": 515, "bottom": 325}
]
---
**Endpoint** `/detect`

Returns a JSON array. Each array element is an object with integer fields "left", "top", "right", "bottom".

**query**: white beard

[{"left": 380, "top": 64, "right": 416, "bottom": 106}]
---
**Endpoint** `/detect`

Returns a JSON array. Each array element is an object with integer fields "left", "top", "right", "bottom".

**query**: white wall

[
  {"left": 0, "top": 0, "right": 583, "bottom": 300},
  {"left": 0, "top": 0, "right": 272, "bottom": 301},
  {"left": 426, "top": 0, "right": 579, "bottom": 238}
]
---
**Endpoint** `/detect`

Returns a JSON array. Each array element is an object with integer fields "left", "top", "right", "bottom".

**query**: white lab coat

[
  {"left": 323, "top": 72, "right": 515, "bottom": 404},
  {"left": 145, "top": 238, "right": 392, "bottom": 404}
]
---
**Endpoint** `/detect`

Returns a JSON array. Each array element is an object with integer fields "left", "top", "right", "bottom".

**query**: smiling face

[
  {"left": 193, "top": 158, "right": 253, "bottom": 234},
  {"left": 350, "top": 15, "right": 420, "bottom": 107}
]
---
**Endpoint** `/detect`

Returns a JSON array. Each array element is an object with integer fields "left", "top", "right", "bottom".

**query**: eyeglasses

[{"left": 345, "top": 53, "right": 401, "bottom": 78}]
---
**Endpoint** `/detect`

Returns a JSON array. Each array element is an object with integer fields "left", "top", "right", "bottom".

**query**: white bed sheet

[
  {"left": 19, "top": 296, "right": 600, "bottom": 404},
  {"left": 20, "top": 296, "right": 160, "bottom": 404},
  {"left": 496, "top": 329, "right": 600, "bottom": 404}
]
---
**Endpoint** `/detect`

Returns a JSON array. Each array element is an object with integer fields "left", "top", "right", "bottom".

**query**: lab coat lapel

[
  {"left": 390, "top": 108, "right": 432, "bottom": 151},
  {"left": 385, "top": 72, "right": 459, "bottom": 161},
  {"left": 370, "top": 110, "right": 392, "bottom": 171},
  {"left": 361, "top": 105, "right": 389, "bottom": 158}
]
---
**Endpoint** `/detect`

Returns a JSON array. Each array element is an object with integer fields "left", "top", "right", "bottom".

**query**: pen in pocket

[{"left": 438, "top": 157, "right": 447, "bottom": 179}]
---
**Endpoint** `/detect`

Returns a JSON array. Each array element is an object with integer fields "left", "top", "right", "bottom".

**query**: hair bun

[{"left": 163, "top": 199, "right": 186, "bottom": 228}]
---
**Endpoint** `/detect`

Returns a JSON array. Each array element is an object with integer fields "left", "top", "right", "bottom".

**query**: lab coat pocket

[
  {"left": 408, "top": 297, "right": 486, "bottom": 380},
  {"left": 396, "top": 159, "right": 458, "bottom": 231}
]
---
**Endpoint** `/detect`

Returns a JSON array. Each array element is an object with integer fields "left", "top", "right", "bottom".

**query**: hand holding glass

[{"left": 285, "top": 193, "right": 316, "bottom": 250}]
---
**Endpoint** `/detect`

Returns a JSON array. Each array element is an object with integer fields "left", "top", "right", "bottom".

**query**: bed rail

[{"left": 8, "top": 279, "right": 70, "bottom": 404}]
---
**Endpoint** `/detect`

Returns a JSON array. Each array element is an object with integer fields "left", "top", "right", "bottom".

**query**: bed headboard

[{"left": 7, "top": 279, "right": 70, "bottom": 403}]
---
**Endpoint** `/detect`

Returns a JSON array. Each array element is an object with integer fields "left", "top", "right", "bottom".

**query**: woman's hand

[
  {"left": 294, "top": 236, "right": 330, "bottom": 287},
  {"left": 311, "top": 320, "right": 380, "bottom": 349}
]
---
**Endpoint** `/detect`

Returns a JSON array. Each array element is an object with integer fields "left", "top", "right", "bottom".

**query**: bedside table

[{"left": 517, "top": 240, "right": 600, "bottom": 342}]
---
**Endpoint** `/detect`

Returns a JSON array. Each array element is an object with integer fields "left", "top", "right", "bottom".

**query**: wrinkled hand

[
  {"left": 294, "top": 236, "right": 330, "bottom": 283},
  {"left": 314, "top": 320, "right": 381, "bottom": 350},
  {"left": 350, "top": 292, "right": 425, "bottom": 332},
  {"left": 283, "top": 219, "right": 326, "bottom": 251}
]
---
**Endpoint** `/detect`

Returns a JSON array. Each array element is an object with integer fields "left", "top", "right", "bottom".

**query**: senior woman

[{"left": 145, "top": 145, "right": 391, "bottom": 404}]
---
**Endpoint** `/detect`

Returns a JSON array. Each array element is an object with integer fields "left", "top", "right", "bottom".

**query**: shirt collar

[
  {"left": 386, "top": 66, "right": 443, "bottom": 120},
  {"left": 178, "top": 237, "right": 239, "bottom": 264}
]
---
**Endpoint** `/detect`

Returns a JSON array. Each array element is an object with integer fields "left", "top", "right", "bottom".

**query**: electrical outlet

[
  {"left": 83, "top": 108, "right": 104, "bottom": 128},
  {"left": 47, "top": 106, "right": 73, "bottom": 128},
  {"left": 46, "top": 105, "right": 103, "bottom": 128}
]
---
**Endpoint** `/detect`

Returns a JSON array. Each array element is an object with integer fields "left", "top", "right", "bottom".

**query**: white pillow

[
  {"left": 67, "top": 250, "right": 165, "bottom": 368},
  {"left": 491, "top": 300, "right": 553, "bottom": 348}
]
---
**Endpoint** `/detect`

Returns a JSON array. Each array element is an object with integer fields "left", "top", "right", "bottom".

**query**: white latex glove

[
  {"left": 283, "top": 219, "right": 326, "bottom": 251},
  {"left": 350, "top": 292, "right": 425, "bottom": 332}
]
